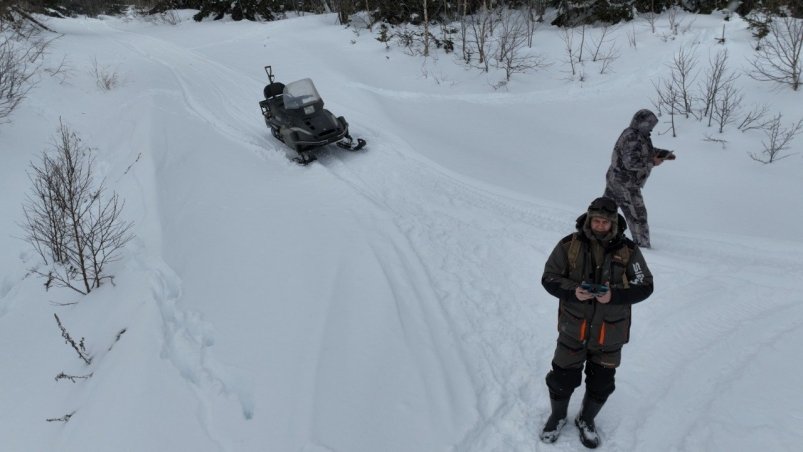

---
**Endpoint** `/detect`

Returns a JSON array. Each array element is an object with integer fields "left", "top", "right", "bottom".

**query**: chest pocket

[{"left": 566, "top": 235, "right": 630, "bottom": 288}]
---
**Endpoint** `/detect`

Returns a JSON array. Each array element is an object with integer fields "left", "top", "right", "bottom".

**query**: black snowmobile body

[{"left": 258, "top": 66, "right": 365, "bottom": 164}]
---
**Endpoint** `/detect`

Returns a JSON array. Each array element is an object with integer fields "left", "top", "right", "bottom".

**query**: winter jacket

[
  {"left": 542, "top": 213, "right": 653, "bottom": 355},
  {"left": 605, "top": 109, "right": 669, "bottom": 190}
]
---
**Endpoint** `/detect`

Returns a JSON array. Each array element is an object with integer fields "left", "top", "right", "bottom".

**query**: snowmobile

[{"left": 258, "top": 66, "right": 366, "bottom": 165}]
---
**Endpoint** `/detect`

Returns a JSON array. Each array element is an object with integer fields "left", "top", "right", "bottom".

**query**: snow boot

[
  {"left": 539, "top": 397, "right": 570, "bottom": 443},
  {"left": 575, "top": 394, "right": 605, "bottom": 449}
]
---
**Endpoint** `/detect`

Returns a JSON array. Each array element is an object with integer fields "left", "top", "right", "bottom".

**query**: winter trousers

[
  {"left": 546, "top": 361, "right": 616, "bottom": 403},
  {"left": 604, "top": 184, "right": 650, "bottom": 248}
]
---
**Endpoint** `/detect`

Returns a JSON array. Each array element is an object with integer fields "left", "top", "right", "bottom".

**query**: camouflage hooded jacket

[
  {"left": 605, "top": 109, "right": 669, "bottom": 190},
  {"left": 541, "top": 213, "right": 654, "bottom": 353}
]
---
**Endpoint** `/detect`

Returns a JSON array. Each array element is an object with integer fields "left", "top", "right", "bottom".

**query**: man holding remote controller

[
  {"left": 604, "top": 109, "right": 675, "bottom": 249},
  {"left": 539, "top": 197, "right": 654, "bottom": 449}
]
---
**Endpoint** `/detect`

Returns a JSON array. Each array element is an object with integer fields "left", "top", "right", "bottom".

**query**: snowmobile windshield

[{"left": 282, "top": 78, "right": 322, "bottom": 110}]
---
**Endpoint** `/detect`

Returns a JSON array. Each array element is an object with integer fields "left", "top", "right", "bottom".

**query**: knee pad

[
  {"left": 584, "top": 361, "right": 616, "bottom": 401},
  {"left": 546, "top": 362, "right": 582, "bottom": 400}
]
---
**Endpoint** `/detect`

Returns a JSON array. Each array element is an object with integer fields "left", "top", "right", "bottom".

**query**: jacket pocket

[
  {"left": 559, "top": 305, "right": 588, "bottom": 343},
  {"left": 597, "top": 316, "right": 630, "bottom": 348}
]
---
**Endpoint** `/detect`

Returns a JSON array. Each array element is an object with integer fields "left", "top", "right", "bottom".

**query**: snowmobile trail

[
  {"left": 318, "top": 138, "right": 577, "bottom": 451},
  {"left": 104, "top": 24, "right": 278, "bottom": 162}
]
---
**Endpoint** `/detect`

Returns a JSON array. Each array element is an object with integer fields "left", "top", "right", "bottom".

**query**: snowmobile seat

[{"left": 264, "top": 82, "right": 285, "bottom": 100}]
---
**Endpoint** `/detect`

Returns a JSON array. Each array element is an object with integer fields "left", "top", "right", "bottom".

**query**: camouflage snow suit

[
  {"left": 603, "top": 109, "right": 670, "bottom": 248},
  {"left": 541, "top": 210, "right": 653, "bottom": 402}
]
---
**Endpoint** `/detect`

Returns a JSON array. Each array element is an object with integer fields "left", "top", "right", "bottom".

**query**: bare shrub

[
  {"left": 626, "top": 26, "right": 637, "bottom": 48},
  {"left": 91, "top": 57, "right": 120, "bottom": 91},
  {"left": 748, "top": 16, "right": 803, "bottom": 91},
  {"left": 0, "top": 22, "right": 48, "bottom": 122},
  {"left": 750, "top": 114, "right": 803, "bottom": 163},
  {"left": 143, "top": 8, "right": 182, "bottom": 25},
  {"left": 46, "top": 411, "right": 75, "bottom": 423},
  {"left": 21, "top": 121, "right": 134, "bottom": 295},
  {"left": 44, "top": 55, "right": 73, "bottom": 84},
  {"left": 54, "top": 313, "right": 92, "bottom": 365},
  {"left": 55, "top": 372, "right": 94, "bottom": 383},
  {"left": 738, "top": 104, "right": 772, "bottom": 132}
]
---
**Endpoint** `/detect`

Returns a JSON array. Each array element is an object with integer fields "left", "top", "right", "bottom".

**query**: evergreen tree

[{"left": 192, "top": 0, "right": 278, "bottom": 21}]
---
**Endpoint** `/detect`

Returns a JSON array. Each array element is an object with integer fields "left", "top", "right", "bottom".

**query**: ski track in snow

[{"left": 100, "top": 20, "right": 803, "bottom": 451}]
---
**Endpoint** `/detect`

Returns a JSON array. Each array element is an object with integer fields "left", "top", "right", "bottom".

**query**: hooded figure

[
  {"left": 539, "top": 197, "right": 654, "bottom": 448},
  {"left": 603, "top": 109, "right": 671, "bottom": 248}
]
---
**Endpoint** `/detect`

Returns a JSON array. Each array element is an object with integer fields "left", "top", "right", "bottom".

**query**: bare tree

[
  {"left": 422, "top": 0, "right": 429, "bottom": 57},
  {"left": 668, "top": 45, "right": 698, "bottom": 118},
  {"left": 588, "top": 25, "right": 619, "bottom": 74},
  {"left": 651, "top": 46, "right": 697, "bottom": 132},
  {"left": 699, "top": 49, "right": 739, "bottom": 126},
  {"left": 494, "top": 8, "right": 547, "bottom": 81},
  {"left": 748, "top": 16, "right": 803, "bottom": 91},
  {"left": 750, "top": 114, "right": 803, "bottom": 163},
  {"left": 561, "top": 27, "right": 579, "bottom": 79},
  {"left": 667, "top": 5, "right": 682, "bottom": 36},
  {"left": 700, "top": 49, "right": 725, "bottom": 120},
  {"left": 463, "top": 3, "right": 496, "bottom": 71},
  {"left": 652, "top": 78, "right": 681, "bottom": 137},
  {"left": 522, "top": 0, "right": 544, "bottom": 47},
  {"left": 459, "top": 0, "right": 470, "bottom": 63},
  {"left": 577, "top": 24, "right": 586, "bottom": 64},
  {"left": 643, "top": 0, "right": 658, "bottom": 34},
  {"left": 589, "top": 25, "right": 614, "bottom": 62},
  {"left": 712, "top": 80, "right": 742, "bottom": 133},
  {"left": 22, "top": 121, "right": 134, "bottom": 295}
]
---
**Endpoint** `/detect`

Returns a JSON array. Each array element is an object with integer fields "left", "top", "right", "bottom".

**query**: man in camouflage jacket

[
  {"left": 603, "top": 109, "right": 672, "bottom": 248},
  {"left": 539, "top": 197, "right": 654, "bottom": 448}
]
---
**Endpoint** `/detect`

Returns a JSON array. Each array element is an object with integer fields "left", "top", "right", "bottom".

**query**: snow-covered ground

[{"left": 1, "top": 9, "right": 802, "bottom": 452}]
